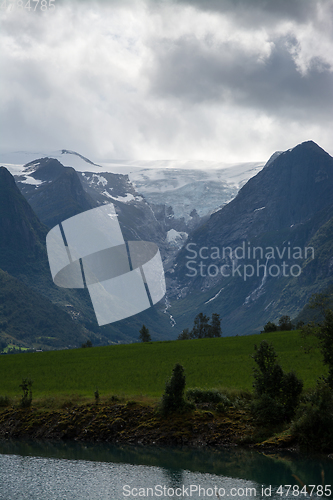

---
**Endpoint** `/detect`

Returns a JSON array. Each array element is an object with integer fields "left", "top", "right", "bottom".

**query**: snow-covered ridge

[{"left": 0, "top": 149, "right": 265, "bottom": 218}]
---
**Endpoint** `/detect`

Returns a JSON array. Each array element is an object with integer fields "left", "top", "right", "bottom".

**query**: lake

[{"left": 0, "top": 441, "right": 332, "bottom": 499}]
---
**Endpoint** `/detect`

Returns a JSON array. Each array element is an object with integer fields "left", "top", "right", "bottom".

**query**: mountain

[
  {"left": 3, "top": 142, "right": 331, "bottom": 342},
  {"left": 0, "top": 168, "right": 90, "bottom": 349},
  {"left": 0, "top": 269, "right": 88, "bottom": 350},
  {"left": 0, "top": 166, "right": 174, "bottom": 347},
  {"left": 167, "top": 141, "right": 333, "bottom": 336},
  {"left": 0, "top": 166, "right": 47, "bottom": 275},
  {"left": 15, "top": 158, "right": 97, "bottom": 228}
]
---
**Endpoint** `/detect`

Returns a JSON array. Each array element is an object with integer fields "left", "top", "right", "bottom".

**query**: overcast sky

[{"left": 1, "top": 0, "right": 333, "bottom": 163}]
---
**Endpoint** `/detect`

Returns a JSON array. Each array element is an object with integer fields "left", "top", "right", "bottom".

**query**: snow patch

[
  {"left": 205, "top": 287, "right": 224, "bottom": 304},
  {"left": 102, "top": 191, "right": 135, "bottom": 203},
  {"left": 20, "top": 176, "right": 44, "bottom": 186},
  {"left": 91, "top": 174, "right": 107, "bottom": 186},
  {"left": 166, "top": 229, "right": 188, "bottom": 248}
]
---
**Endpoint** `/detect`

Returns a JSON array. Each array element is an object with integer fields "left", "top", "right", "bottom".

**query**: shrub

[
  {"left": 0, "top": 395, "right": 10, "bottom": 407},
  {"left": 216, "top": 398, "right": 232, "bottom": 414},
  {"left": 186, "top": 388, "right": 228, "bottom": 405},
  {"left": 19, "top": 378, "right": 33, "bottom": 408},
  {"left": 291, "top": 382, "right": 333, "bottom": 452},
  {"left": 251, "top": 393, "right": 285, "bottom": 425}
]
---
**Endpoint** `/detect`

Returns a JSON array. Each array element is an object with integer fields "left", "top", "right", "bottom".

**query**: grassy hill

[{"left": 0, "top": 330, "right": 324, "bottom": 402}]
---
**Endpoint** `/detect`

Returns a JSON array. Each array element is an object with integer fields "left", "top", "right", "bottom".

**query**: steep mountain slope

[
  {"left": 168, "top": 141, "right": 333, "bottom": 336},
  {"left": 0, "top": 269, "right": 88, "bottom": 350},
  {"left": 16, "top": 158, "right": 97, "bottom": 228},
  {"left": 0, "top": 166, "right": 173, "bottom": 346},
  {"left": 0, "top": 166, "right": 47, "bottom": 275}
]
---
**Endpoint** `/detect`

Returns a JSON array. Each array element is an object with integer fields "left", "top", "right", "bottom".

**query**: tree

[
  {"left": 178, "top": 328, "right": 190, "bottom": 340},
  {"left": 317, "top": 309, "right": 333, "bottom": 389},
  {"left": 252, "top": 341, "right": 283, "bottom": 399},
  {"left": 191, "top": 313, "right": 210, "bottom": 339},
  {"left": 19, "top": 378, "right": 33, "bottom": 408},
  {"left": 262, "top": 321, "right": 277, "bottom": 333},
  {"left": 161, "top": 363, "right": 187, "bottom": 414},
  {"left": 139, "top": 324, "right": 151, "bottom": 342},
  {"left": 82, "top": 339, "right": 93, "bottom": 348},
  {"left": 210, "top": 313, "right": 222, "bottom": 337},
  {"left": 300, "top": 293, "right": 333, "bottom": 389},
  {"left": 252, "top": 341, "right": 303, "bottom": 423},
  {"left": 278, "top": 315, "right": 293, "bottom": 331}
]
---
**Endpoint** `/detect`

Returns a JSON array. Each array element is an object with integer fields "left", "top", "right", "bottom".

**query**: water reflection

[{"left": 0, "top": 440, "right": 332, "bottom": 500}]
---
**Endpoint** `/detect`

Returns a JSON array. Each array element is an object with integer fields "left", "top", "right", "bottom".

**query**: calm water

[{"left": 0, "top": 441, "right": 332, "bottom": 500}]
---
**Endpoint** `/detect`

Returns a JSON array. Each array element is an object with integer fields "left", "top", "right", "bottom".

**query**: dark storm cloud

[
  {"left": 174, "top": 0, "right": 323, "bottom": 26},
  {"left": 1, "top": 0, "right": 333, "bottom": 161},
  {"left": 148, "top": 33, "right": 333, "bottom": 120}
]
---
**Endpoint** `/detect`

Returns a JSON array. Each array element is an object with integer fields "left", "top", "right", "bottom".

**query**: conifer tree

[{"left": 139, "top": 324, "right": 151, "bottom": 342}]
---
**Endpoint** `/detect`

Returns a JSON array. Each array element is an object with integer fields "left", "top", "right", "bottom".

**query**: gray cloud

[
  {"left": 148, "top": 33, "right": 333, "bottom": 121},
  {"left": 174, "top": 0, "right": 324, "bottom": 26},
  {"left": 0, "top": 0, "right": 333, "bottom": 162}
]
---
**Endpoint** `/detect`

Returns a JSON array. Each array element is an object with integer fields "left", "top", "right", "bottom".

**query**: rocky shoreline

[{"left": 0, "top": 401, "right": 295, "bottom": 450}]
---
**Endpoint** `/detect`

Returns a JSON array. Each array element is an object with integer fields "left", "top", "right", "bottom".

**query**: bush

[
  {"left": 251, "top": 393, "right": 285, "bottom": 425},
  {"left": 161, "top": 364, "right": 192, "bottom": 415},
  {"left": 186, "top": 388, "right": 229, "bottom": 405},
  {"left": 291, "top": 382, "right": 333, "bottom": 452},
  {"left": 216, "top": 397, "right": 232, "bottom": 414},
  {"left": 0, "top": 395, "right": 10, "bottom": 407}
]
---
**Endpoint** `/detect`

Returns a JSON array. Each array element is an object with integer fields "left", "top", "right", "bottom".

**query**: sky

[{"left": 1, "top": 0, "right": 333, "bottom": 163}]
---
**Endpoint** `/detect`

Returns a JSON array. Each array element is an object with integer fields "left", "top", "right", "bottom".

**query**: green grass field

[{"left": 0, "top": 331, "right": 325, "bottom": 402}]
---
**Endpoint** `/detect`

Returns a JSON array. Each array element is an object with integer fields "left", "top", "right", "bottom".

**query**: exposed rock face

[
  {"left": 0, "top": 166, "right": 47, "bottom": 272},
  {"left": 167, "top": 141, "right": 333, "bottom": 335}
]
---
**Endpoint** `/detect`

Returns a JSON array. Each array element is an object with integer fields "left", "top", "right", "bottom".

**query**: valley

[{"left": 0, "top": 140, "right": 332, "bottom": 349}]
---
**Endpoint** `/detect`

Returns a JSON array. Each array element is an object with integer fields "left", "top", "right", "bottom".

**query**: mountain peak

[
  {"left": 281, "top": 140, "right": 331, "bottom": 160},
  {"left": 0, "top": 167, "right": 47, "bottom": 272},
  {"left": 0, "top": 165, "right": 16, "bottom": 188}
]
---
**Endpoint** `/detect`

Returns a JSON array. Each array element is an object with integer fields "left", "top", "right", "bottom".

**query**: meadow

[{"left": 0, "top": 329, "right": 325, "bottom": 405}]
